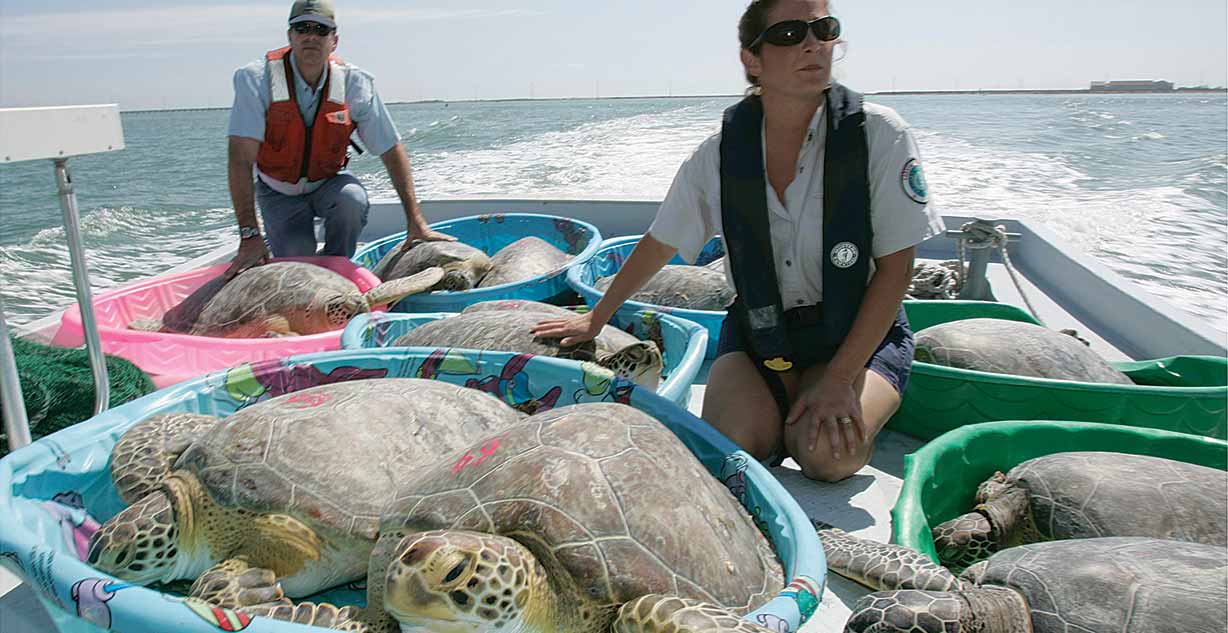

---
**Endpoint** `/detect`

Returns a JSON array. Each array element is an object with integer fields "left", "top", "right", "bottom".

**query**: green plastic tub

[
  {"left": 891, "top": 420, "right": 1228, "bottom": 563},
  {"left": 891, "top": 301, "right": 1228, "bottom": 440}
]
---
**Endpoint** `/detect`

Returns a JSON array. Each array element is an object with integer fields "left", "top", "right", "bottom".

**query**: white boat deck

[{"left": 3, "top": 198, "right": 1223, "bottom": 632}]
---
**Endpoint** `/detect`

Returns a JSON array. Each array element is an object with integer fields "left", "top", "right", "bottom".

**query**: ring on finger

[{"left": 839, "top": 416, "right": 854, "bottom": 425}]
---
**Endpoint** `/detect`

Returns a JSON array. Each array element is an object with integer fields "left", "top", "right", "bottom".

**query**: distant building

[{"left": 1090, "top": 80, "right": 1174, "bottom": 92}]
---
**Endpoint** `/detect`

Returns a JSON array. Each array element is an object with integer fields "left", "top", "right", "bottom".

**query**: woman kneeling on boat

[{"left": 534, "top": 0, "right": 943, "bottom": 482}]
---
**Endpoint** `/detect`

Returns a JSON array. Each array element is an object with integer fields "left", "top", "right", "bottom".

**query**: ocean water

[{"left": 1, "top": 94, "right": 1225, "bottom": 336}]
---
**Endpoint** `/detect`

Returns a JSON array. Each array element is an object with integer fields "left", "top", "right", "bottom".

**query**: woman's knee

[{"left": 785, "top": 424, "right": 873, "bottom": 482}]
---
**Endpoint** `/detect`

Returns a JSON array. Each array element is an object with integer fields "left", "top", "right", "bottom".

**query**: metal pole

[
  {"left": 0, "top": 297, "right": 32, "bottom": 451},
  {"left": 958, "top": 245, "right": 997, "bottom": 301},
  {"left": 55, "top": 159, "right": 110, "bottom": 415}
]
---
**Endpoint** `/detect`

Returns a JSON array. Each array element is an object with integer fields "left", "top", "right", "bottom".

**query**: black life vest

[{"left": 719, "top": 83, "right": 872, "bottom": 372}]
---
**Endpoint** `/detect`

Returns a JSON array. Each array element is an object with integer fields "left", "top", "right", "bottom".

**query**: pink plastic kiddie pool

[{"left": 56, "top": 257, "right": 382, "bottom": 387}]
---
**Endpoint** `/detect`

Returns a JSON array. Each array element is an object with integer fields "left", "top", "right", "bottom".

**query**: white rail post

[
  {"left": 55, "top": 158, "right": 110, "bottom": 414},
  {"left": 0, "top": 297, "right": 32, "bottom": 451},
  {"left": 1, "top": 105, "right": 126, "bottom": 446}
]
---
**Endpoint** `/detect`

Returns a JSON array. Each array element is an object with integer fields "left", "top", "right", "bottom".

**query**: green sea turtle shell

[
  {"left": 373, "top": 241, "right": 492, "bottom": 290},
  {"left": 461, "top": 300, "right": 644, "bottom": 351},
  {"left": 914, "top": 318, "right": 1134, "bottom": 384},
  {"left": 596, "top": 265, "right": 734, "bottom": 311},
  {"left": 187, "top": 261, "right": 367, "bottom": 337},
  {"left": 477, "top": 236, "right": 572, "bottom": 288},
  {"left": 381, "top": 403, "right": 784, "bottom": 615},
  {"left": 962, "top": 538, "right": 1226, "bottom": 633},
  {"left": 393, "top": 310, "right": 644, "bottom": 362},
  {"left": 172, "top": 378, "right": 522, "bottom": 542},
  {"left": 989, "top": 451, "right": 1226, "bottom": 544}
]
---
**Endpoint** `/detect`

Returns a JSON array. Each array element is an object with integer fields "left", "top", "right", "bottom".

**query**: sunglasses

[
  {"left": 291, "top": 22, "right": 334, "bottom": 37},
  {"left": 751, "top": 16, "right": 841, "bottom": 49}
]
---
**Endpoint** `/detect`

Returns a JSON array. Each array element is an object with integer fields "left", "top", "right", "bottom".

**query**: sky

[{"left": 1, "top": 0, "right": 1225, "bottom": 110}]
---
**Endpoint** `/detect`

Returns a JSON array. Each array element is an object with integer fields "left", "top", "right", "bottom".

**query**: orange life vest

[{"left": 255, "top": 47, "right": 355, "bottom": 184}]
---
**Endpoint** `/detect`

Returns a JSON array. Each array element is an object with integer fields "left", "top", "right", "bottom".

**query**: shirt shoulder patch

[{"left": 900, "top": 158, "right": 930, "bottom": 204}]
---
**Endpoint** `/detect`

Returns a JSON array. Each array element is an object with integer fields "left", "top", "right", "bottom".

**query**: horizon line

[{"left": 78, "top": 85, "right": 1227, "bottom": 115}]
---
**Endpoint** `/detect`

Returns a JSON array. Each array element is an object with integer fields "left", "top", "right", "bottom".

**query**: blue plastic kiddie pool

[
  {"left": 569, "top": 235, "right": 727, "bottom": 359},
  {"left": 0, "top": 348, "right": 825, "bottom": 633},
  {"left": 340, "top": 308, "right": 709, "bottom": 408},
  {"left": 353, "top": 213, "right": 602, "bottom": 312}
]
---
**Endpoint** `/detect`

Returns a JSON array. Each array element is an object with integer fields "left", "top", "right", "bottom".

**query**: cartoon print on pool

[
  {"left": 71, "top": 578, "right": 133, "bottom": 629},
  {"left": 224, "top": 361, "right": 388, "bottom": 405},
  {"left": 466, "top": 353, "right": 561, "bottom": 414},
  {"left": 41, "top": 491, "right": 101, "bottom": 561}
]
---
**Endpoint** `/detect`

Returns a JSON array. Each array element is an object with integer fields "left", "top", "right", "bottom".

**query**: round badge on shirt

[
  {"left": 830, "top": 242, "right": 859, "bottom": 269},
  {"left": 900, "top": 158, "right": 930, "bottom": 204}
]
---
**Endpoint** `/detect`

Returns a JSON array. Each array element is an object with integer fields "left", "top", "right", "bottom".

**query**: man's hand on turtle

[
  {"left": 225, "top": 239, "right": 270, "bottom": 280},
  {"left": 400, "top": 225, "right": 457, "bottom": 253}
]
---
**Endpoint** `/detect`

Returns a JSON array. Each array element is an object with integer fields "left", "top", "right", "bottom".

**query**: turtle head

[
  {"left": 383, "top": 530, "right": 553, "bottom": 633},
  {"left": 87, "top": 489, "right": 182, "bottom": 584},
  {"left": 597, "top": 342, "right": 663, "bottom": 391},
  {"left": 438, "top": 265, "right": 479, "bottom": 292},
  {"left": 974, "top": 471, "right": 1010, "bottom": 504}
]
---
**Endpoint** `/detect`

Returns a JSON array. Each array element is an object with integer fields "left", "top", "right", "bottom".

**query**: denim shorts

[{"left": 715, "top": 305, "right": 914, "bottom": 396}]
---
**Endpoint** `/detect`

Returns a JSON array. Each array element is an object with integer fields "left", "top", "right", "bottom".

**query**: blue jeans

[{"left": 256, "top": 173, "right": 370, "bottom": 258}]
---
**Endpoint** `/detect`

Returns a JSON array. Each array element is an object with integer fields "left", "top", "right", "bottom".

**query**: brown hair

[{"left": 738, "top": 0, "right": 785, "bottom": 86}]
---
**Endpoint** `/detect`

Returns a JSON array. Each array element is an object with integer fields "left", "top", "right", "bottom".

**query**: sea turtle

[
  {"left": 820, "top": 528, "right": 1227, "bottom": 633},
  {"left": 596, "top": 265, "right": 734, "bottom": 311},
  {"left": 373, "top": 241, "right": 492, "bottom": 292},
  {"left": 393, "top": 310, "right": 664, "bottom": 390},
  {"left": 86, "top": 378, "right": 522, "bottom": 605},
  {"left": 242, "top": 402, "right": 786, "bottom": 632},
  {"left": 129, "top": 261, "right": 444, "bottom": 338},
  {"left": 477, "top": 236, "right": 572, "bottom": 288},
  {"left": 914, "top": 318, "right": 1134, "bottom": 384},
  {"left": 931, "top": 451, "right": 1227, "bottom": 571}
]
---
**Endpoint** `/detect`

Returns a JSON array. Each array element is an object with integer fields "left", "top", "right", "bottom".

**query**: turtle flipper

[
  {"left": 364, "top": 266, "right": 446, "bottom": 307},
  {"left": 845, "top": 588, "right": 1030, "bottom": 633},
  {"left": 110, "top": 412, "right": 220, "bottom": 504},
  {"left": 260, "top": 315, "right": 299, "bottom": 338},
  {"left": 612, "top": 595, "right": 777, "bottom": 632},
  {"left": 932, "top": 512, "right": 996, "bottom": 573},
  {"left": 596, "top": 342, "right": 664, "bottom": 390},
  {"left": 818, "top": 527, "right": 962, "bottom": 592},
  {"left": 189, "top": 558, "right": 287, "bottom": 610}
]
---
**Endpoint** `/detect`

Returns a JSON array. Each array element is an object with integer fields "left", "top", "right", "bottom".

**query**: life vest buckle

[{"left": 763, "top": 357, "right": 793, "bottom": 372}]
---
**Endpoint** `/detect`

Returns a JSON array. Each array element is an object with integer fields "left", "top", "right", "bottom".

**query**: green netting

[{"left": 1, "top": 336, "right": 155, "bottom": 455}]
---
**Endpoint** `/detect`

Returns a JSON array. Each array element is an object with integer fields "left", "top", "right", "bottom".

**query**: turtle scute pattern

[
  {"left": 381, "top": 402, "right": 784, "bottom": 630},
  {"left": 174, "top": 379, "right": 524, "bottom": 540},
  {"left": 914, "top": 318, "right": 1134, "bottom": 384},
  {"left": 597, "top": 265, "right": 734, "bottom": 311},
  {"left": 932, "top": 452, "right": 1228, "bottom": 571},
  {"left": 963, "top": 538, "right": 1227, "bottom": 633},
  {"left": 374, "top": 240, "right": 492, "bottom": 291},
  {"left": 191, "top": 262, "right": 369, "bottom": 337},
  {"left": 827, "top": 528, "right": 1228, "bottom": 633},
  {"left": 478, "top": 236, "right": 572, "bottom": 288}
]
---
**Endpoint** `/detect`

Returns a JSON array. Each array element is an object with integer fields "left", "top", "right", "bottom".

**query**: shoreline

[{"left": 106, "top": 87, "right": 1227, "bottom": 114}]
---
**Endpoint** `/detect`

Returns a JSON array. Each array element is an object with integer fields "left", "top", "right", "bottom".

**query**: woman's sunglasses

[
  {"left": 751, "top": 16, "right": 841, "bottom": 49},
  {"left": 291, "top": 22, "right": 335, "bottom": 37}
]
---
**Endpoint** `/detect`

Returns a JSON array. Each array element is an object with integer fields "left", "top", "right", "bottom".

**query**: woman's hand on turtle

[
  {"left": 531, "top": 313, "right": 602, "bottom": 347},
  {"left": 225, "top": 239, "right": 270, "bottom": 280},
  {"left": 785, "top": 375, "right": 865, "bottom": 460}
]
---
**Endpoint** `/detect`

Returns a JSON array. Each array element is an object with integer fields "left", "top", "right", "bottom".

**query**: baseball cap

[{"left": 288, "top": 0, "right": 336, "bottom": 29}]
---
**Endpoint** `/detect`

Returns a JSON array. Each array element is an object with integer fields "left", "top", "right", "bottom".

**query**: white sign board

[{"left": 0, "top": 104, "right": 125, "bottom": 163}]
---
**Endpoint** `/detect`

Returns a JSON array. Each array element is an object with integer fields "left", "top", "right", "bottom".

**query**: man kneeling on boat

[
  {"left": 535, "top": 0, "right": 944, "bottom": 482},
  {"left": 224, "top": 0, "right": 453, "bottom": 279}
]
